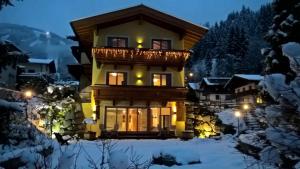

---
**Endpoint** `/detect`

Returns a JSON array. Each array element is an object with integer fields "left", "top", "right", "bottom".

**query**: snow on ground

[
  {"left": 216, "top": 109, "right": 246, "bottom": 130},
  {"left": 59, "top": 137, "right": 269, "bottom": 169}
]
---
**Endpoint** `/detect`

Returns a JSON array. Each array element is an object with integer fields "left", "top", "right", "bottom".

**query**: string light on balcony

[{"left": 92, "top": 48, "right": 190, "bottom": 61}]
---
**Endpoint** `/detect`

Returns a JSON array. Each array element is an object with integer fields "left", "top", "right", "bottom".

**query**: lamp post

[
  {"left": 234, "top": 110, "right": 241, "bottom": 135},
  {"left": 24, "top": 90, "right": 33, "bottom": 119}
]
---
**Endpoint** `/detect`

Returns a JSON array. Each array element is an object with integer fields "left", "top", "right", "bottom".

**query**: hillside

[{"left": 0, "top": 23, "right": 77, "bottom": 79}]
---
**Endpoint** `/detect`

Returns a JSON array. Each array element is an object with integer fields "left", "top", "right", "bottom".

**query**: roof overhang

[{"left": 70, "top": 4, "right": 208, "bottom": 53}]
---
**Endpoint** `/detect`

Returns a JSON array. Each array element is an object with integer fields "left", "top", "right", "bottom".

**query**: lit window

[
  {"left": 107, "top": 72, "right": 126, "bottom": 85},
  {"left": 152, "top": 74, "right": 171, "bottom": 86},
  {"left": 152, "top": 39, "right": 171, "bottom": 50},
  {"left": 107, "top": 37, "right": 128, "bottom": 47}
]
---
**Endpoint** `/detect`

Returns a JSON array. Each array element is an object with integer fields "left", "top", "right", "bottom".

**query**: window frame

[
  {"left": 106, "top": 72, "right": 127, "bottom": 86},
  {"left": 151, "top": 39, "right": 172, "bottom": 50},
  {"left": 107, "top": 37, "right": 128, "bottom": 48},
  {"left": 152, "top": 73, "right": 172, "bottom": 87}
]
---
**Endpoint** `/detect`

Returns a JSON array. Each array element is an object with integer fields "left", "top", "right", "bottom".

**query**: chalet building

[
  {"left": 22, "top": 58, "right": 56, "bottom": 74},
  {"left": 224, "top": 74, "right": 263, "bottom": 106},
  {"left": 0, "top": 41, "right": 28, "bottom": 89},
  {"left": 68, "top": 5, "right": 207, "bottom": 138},
  {"left": 198, "top": 77, "right": 233, "bottom": 109}
]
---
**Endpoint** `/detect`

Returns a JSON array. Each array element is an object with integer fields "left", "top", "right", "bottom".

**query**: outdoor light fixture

[
  {"left": 234, "top": 110, "right": 241, "bottom": 117},
  {"left": 234, "top": 110, "right": 241, "bottom": 135},
  {"left": 24, "top": 90, "right": 33, "bottom": 98},
  {"left": 243, "top": 104, "right": 249, "bottom": 110},
  {"left": 189, "top": 72, "right": 194, "bottom": 77}
]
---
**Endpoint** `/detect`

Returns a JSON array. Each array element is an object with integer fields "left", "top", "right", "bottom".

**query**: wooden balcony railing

[
  {"left": 92, "top": 47, "right": 190, "bottom": 69},
  {"left": 92, "top": 85, "right": 188, "bottom": 101}
]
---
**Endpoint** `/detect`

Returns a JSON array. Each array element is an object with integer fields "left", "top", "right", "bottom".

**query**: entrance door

[{"left": 128, "top": 108, "right": 147, "bottom": 132}]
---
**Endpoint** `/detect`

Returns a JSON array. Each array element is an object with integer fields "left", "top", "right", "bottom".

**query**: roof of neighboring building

[
  {"left": 188, "top": 83, "right": 200, "bottom": 90},
  {"left": 234, "top": 74, "right": 263, "bottom": 81},
  {"left": 224, "top": 74, "right": 263, "bottom": 89},
  {"left": 200, "top": 77, "right": 231, "bottom": 87},
  {"left": 70, "top": 4, "right": 208, "bottom": 52},
  {"left": 28, "top": 58, "right": 54, "bottom": 64}
]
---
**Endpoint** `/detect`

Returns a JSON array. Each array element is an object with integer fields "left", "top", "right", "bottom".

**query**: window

[
  {"left": 152, "top": 39, "right": 171, "bottom": 50},
  {"left": 152, "top": 73, "right": 171, "bottom": 86},
  {"left": 107, "top": 72, "right": 127, "bottom": 85},
  {"left": 215, "top": 95, "right": 220, "bottom": 100},
  {"left": 107, "top": 37, "right": 128, "bottom": 47}
]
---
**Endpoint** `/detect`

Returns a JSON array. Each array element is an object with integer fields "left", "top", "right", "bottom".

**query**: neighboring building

[
  {"left": 0, "top": 41, "right": 28, "bottom": 89},
  {"left": 22, "top": 58, "right": 56, "bottom": 74},
  {"left": 17, "top": 58, "right": 56, "bottom": 86},
  {"left": 198, "top": 77, "right": 233, "bottom": 109},
  {"left": 69, "top": 5, "right": 207, "bottom": 138},
  {"left": 224, "top": 74, "right": 263, "bottom": 105}
]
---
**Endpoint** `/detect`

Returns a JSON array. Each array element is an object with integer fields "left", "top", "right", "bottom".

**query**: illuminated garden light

[
  {"left": 243, "top": 104, "right": 249, "bottom": 110},
  {"left": 24, "top": 90, "right": 33, "bottom": 98}
]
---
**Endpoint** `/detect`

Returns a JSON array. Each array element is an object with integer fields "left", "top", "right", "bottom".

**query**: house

[
  {"left": 22, "top": 58, "right": 56, "bottom": 74},
  {"left": 198, "top": 77, "right": 233, "bottom": 109},
  {"left": 69, "top": 5, "right": 208, "bottom": 138},
  {"left": 0, "top": 41, "right": 28, "bottom": 89},
  {"left": 224, "top": 74, "right": 263, "bottom": 106}
]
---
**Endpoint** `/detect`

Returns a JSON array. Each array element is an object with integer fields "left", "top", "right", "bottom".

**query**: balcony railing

[
  {"left": 92, "top": 47, "right": 190, "bottom": 68},
  {"left": 92, "top": 85, "right": 188, "bottom": 101}
]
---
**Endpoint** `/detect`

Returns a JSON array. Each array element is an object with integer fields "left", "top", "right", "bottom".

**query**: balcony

[
  {"left": 92, "top": 47, "right": 190, "bottom": 70},
  {"left": 92, "top": 85, "right": 188, "bottom": 101}
]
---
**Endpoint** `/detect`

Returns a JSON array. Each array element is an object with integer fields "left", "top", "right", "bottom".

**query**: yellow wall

[
  {"left": 94, "top": 20, "right": 184, "bottom": 50},
  {"left": 92, "top": 59, "right": 184, "bottom": 87}
]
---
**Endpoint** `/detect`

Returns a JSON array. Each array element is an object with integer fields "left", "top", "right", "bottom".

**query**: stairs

[{"left": 244, "top": 110, "right": 261, "bottom": 131}]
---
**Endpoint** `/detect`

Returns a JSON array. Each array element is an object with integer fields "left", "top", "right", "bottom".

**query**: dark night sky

[{"left": 0, "top": 0, "right": 272, "bottom": 36}]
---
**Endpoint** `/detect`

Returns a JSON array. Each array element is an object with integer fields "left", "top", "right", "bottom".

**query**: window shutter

[
  {"left": 166, "top": 74, "right": 171, "bottom": 87},
  {"left": 106, "top": 72, "right": 109, "bottom": 85},
  {"left": 123, "top": 72, "right": 127, "bottom": 85}
]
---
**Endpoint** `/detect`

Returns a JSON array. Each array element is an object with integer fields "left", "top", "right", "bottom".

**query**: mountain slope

[{"left": 0, "top": 23, "right": 77, "bottom": 79}]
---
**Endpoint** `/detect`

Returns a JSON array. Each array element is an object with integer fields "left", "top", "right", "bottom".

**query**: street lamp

[
  {"left": 243, "top": 104, "right": 249, "bottom": 110},
  {"left": 234, "top": 110, "right": 241, "bottom": 135},
  {"left": 24, "top": 90, "right": 33, "bottom": 119},
  {"left": 189, "top": 72, "right": 194, "bottom": 77}
]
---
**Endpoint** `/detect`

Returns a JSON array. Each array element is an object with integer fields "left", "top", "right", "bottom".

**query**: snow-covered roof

[
  {"left": 28, "top": 58, "right": 54, "bottom": 64},
  {"left": 188, "top": 83, "right": 200, "bottom": 90},
  {"left": 234, "top": 74, "right": 263, "bottom": 81},
  {"left": 224, "top": 74, "right": 263, "bottom": 89},
  {"left": 201, "top": 77, "right": 230, "bottom": 86}
]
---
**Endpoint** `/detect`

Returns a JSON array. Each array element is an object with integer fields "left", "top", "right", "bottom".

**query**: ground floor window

[{"left": 105, "top": 107, "right": 172, "bottom": 132}]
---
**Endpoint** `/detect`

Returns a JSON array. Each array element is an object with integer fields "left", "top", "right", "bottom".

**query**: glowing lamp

[
  {"left": 24, "top": 90, "right": 33, "bottom": 98},
  {"left": 111, "top": 72, "right": 117, "bottom": 77},
  {"left": 234, "top": 110, "right": 241, "bottom": 117},
  {"left": 243, "top": 104, "right": 249, "bottom": 110},
  {"left": 189, "top": 72, "right": 194, "bottom": 77}
]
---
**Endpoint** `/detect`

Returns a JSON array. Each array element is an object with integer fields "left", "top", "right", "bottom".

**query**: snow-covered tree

[{"left": 258, "top": 0, "right": 300, "bottom": 168}]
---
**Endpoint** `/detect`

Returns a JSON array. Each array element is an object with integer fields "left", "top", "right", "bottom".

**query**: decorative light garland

[{"left": 92, "top": 48, "right": 190, "bottom": 62}]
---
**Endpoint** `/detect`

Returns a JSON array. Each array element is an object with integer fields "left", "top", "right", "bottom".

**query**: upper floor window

[
  {"left": 107, "top": 37, "right": 128, "bottom": 48},
  {"left": 106, "top": 72, "right": 127, "bottom": 85},
  {"left": 152, "top": 73, "right": 171, "bottom": 86},
  {"left": 152, "top": 39, "right": 171, "bottom": 50}
]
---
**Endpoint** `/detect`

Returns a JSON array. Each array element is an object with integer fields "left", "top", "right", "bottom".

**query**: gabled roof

[
  {"left": 224, "top": 74, "right": 263, "bottom": 89},
  {"left": 70, "top": 4, "right": 208, "bottom": 52}
]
